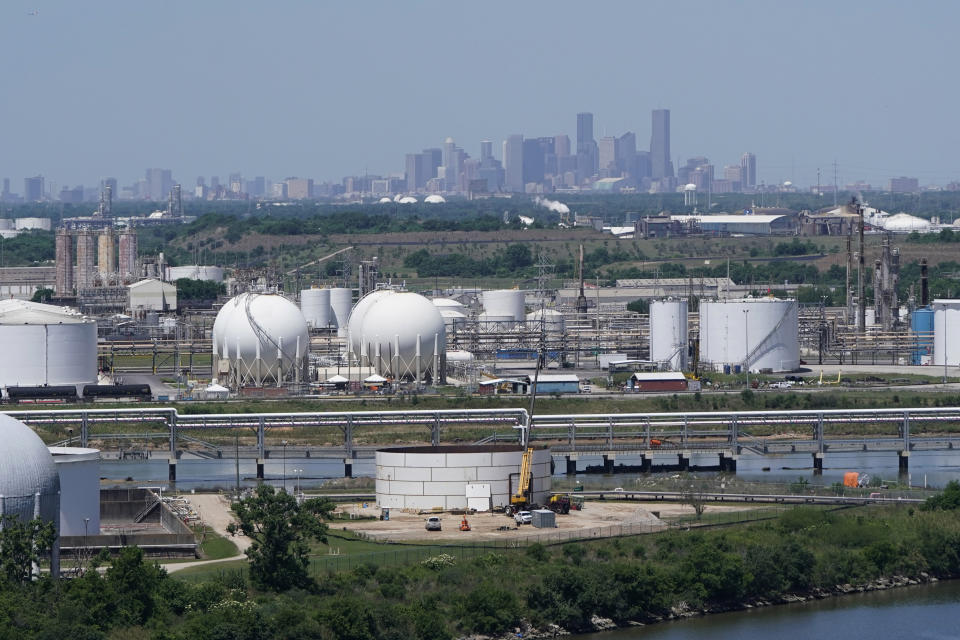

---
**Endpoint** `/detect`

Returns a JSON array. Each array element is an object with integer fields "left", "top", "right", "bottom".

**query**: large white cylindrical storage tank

[
  {"left": 932, "top": 300, "right": 960, "bottom": 366},
  {"left": 0, "top": 300, "right": 98, "bottom": 388},
  {"left": 649, "top": 299, "right": 689, "bottom": 371},
  {"left": 348, "top": 289, "right": 397, "bottom": 357},
  {"left": 166, "top": 265, "right": 224, "bottom": 282},
  {"left": 329, "top": 288, "right": 353, "bottom": 334},
  {"left": 482, "top": 289, "right": 525, "bottom": 321},
  {"left": 300, "top": 288, "right": 332, "bottom": 329},
  {"left": 445, "top": 349, "right": 474, "bottom": 363},
  {"left": 700, "top": 298, "right": 799, "bottom": 372},
  {"left": 49, "top": 447, "right": 100, "bottom": 536},
  {"left": 431, "top": 298, "right": 465, "bottom": 311},
  {"left": 357, "top": 292, "right": 446, "bottom": 378},
  {"left": 212, "top": 292, "right": 309, "bottom": 382},
  {"left": 526, "top": 309, "right": 565, "bottom": 333},
  {"left": 376, "top": 445, "right": 552, "bottom": 510},
  {"left": 439, "top": 308, "right": 467, "bottom": 332}
]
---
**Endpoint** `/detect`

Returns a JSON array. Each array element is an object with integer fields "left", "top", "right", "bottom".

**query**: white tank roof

[
  {"left": 880, "top": 213, "right": 931, "bottom": 232},
  {"left": 424, "top": 194, "right": 446, "bottom": 204},
  {"left": 431, "top": 298, "right": 465, "bottom": 308},
  {"left": 0, "top": 299, "right": 91, "bottom": 324}
]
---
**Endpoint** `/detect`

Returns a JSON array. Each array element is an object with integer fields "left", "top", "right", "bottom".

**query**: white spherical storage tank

[
  {"left": 700, "top": 298, "right": 800, "bottom": 372},
  {"left": 347, "top": 289, "right": 397, "bottom": 357},
  {"left": 353, "top": 292, "right": 446, "bottom": 379},
  {"left": 0, "top": 299, "right": 97, "bottom": 389},
  {"left": 649, "top": 299, "right": 689, "bottom": 371},
  {"left": 482, "top": 289, "right": 525, "bottom": 321},
  {"left": 49, "top": 447, "right": 100, "bottom": 536},
  {"left": 0, "top": 414, "right": 60, "bottom": 535},
  {"left": 932, "top": 300, "right": 960, "bottom": 366},
  {"left": 329, "top": 288, "right": 353, "bottom": 333},
  {"left": 212, "top": 292, "right": 310, "bottom": 385},
  {"left": 376, "top": 445, "right": 552, "bottom": 510},
  {"left": 300, "top": 288, "right": 332, "bottom": 329}
]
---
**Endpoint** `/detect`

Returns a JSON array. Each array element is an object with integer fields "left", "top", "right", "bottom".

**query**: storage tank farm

[
  {"left": 212, "top": 292, "right": 310, "bottom": 387},
  {"left": 931, "top": 300, "right": 960, "bottom": 366},
  {"left": 699, "top": 298, "right": 800, "bottom": 373},
  {"left": 347, "top": 290, "right": 446, "bottom": 381},
  {"left": 649, "top": 299, "right": 689, "bottom": 371},
  {"left": 0, "top": 299, "right": 98, "bottom": 392},
  {"left": 300, "top": 287, "right": 332, "bottom": 329}
]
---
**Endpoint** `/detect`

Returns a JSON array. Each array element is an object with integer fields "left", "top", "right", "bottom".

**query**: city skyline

[{"left": 1, "top": 2, "right": 959, "bottom": 190}]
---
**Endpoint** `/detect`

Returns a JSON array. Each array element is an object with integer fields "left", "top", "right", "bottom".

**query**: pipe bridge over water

[{"left": 8, "top": 406, "right": 960, "bottom": 481}]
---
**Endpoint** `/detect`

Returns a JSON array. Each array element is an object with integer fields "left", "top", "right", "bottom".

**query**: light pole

[
  {"left": 281, "top": 440, "right": 288, "bottom": 492},
  {"left": 82, "top": 517, "right": 90, "bottom": 572},
  {"left": 294, "top": 468, "right": 302, "bottom": 498},
  {"left": 743, "top": 309, "right": 750, "bottom": 389}
]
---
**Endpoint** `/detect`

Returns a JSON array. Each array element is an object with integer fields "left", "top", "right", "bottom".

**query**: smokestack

[
  {"left": 921, "top": 258, "right": 929, "bottom": 307},
  {"left": 857, "top": 200, "right": 866, "bottom": 333}
]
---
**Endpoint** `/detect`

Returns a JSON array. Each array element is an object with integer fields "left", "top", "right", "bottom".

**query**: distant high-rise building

[
  {"left": 441, "top": 137, "right": 467, "bottom": 192},
  {"left": 617, "top": 132, "right": 636, "bottom": 177},
  {"left": 145, "top": 168, "right": 173, "bottom": 201},
  {"left": 229, "top": 172, "right": 243, "bottom": 194},
  {"left": 554, "top": 135, "right": 571, "bottom": 158},
  {"left": 480, "top": 140, "right": 494, "bottom": 163},
  {"left": 477, "top": 140, "right": 504, "bottom": 192},
  {"left": 24, "top": 175, "right": 44, "bottom": 202},
  {"left": 503, "top": 135, "right": 524, "bottom": 192},
  {"left": 650, "top": 109, "right": 673, "bottom": 180},
  {"left": 285, "top": 178, "right": 313, "bottom": 199},
  {"left": 888, "top": 176, "right": 919, "bottom": 193},
  {"left": 740, "top": 153, "right": 757, "bottom": 189},
  {"left": 598, "top": 137, "right": 619, "bottom": 177},
  {"left": 576, "top": 112, "right": 598, "bottom": 180},
  {"left": 523, "top": 137, "right": 554, "bottom": 186}
]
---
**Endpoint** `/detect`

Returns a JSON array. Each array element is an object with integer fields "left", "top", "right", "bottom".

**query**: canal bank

[{"left": 575, "top": 577, "right": 960, "bottom": 640}]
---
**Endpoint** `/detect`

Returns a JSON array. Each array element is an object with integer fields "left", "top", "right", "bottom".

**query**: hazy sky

[{"left": 2, "top": 1, "right": 957, "bottom": 191}]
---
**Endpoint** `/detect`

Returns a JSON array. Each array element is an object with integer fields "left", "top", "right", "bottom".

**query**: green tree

[
  {"left": 30, "top": 288, "right": 55, "bottom": 303},
  {"left": 0, "top": 516, "right": 56, "bottom": 585},
  {"left": 228, "top": 484, "right": 335, "bottom": 591}
]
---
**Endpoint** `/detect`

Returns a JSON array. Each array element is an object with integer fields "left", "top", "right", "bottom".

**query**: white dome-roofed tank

[
  {"left": 355, "top": 292, "right": 446, "bottom": 380},
  {"left": 482, "top": 289, "right": 525, "bottom": 321},
  {"left": 424, "top": 194, "right": 446, "bottom": 204},
  {"left": 0, "top": 414, "right": 60, "bottom": 574},
  {"left": 347, "top": 289, "right": 397, "bottom": 358},
  {"left": 650, "top": 299, "right": 689, "bottom": 371},
  {"left": 699, "top": 298, "right": 799, "bottom": 373},
  {"left": 431, "top": 298, "right": 465, "bottom": 309},
  {"left": 300, "top": 288, "right": 331, "bottom": 329},
  {"left": 526, "top": 308, "right": 565, "bottom": 332},
  {"left": 212, "top": 292, "right": 309, "bottom": 386},
  {"left": 0, "top": 299, "right": 97, "bottom": 389}
]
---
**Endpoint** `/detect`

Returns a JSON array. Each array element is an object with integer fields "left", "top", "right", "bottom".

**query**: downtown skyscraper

[{"left": 650, "top": 109, "right": 673, "bottom": 180}]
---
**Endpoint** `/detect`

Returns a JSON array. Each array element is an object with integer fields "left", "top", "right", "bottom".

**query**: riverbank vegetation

[{"left": 3, "top": 501, "right": 960, "bottom": 638}]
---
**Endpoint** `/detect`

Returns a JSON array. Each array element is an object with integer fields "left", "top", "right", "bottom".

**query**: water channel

[
  {"left": 577, "top": 579, "right": 960, "bottom": 640},
  {"left": 99, "top": 450, "right": 960, "bottom": 491}
]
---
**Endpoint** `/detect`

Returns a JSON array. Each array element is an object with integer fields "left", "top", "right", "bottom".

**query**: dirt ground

[
  {"left": 184, "top": 493, "right": 253, "bottom": 552},
  {"left": 336, "top": 500, "right": 753, "bottom": 543}
]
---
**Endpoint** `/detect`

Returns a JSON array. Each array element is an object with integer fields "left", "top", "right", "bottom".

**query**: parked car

[
  {"left": 769, "top": 381, "right": 793, "bottom": 389},
  {"left": 425, "top": 516, "right": 442, "bottom": 531},
  {"left": 514, "top": 510, "right": 532, "bottom": 525}
]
